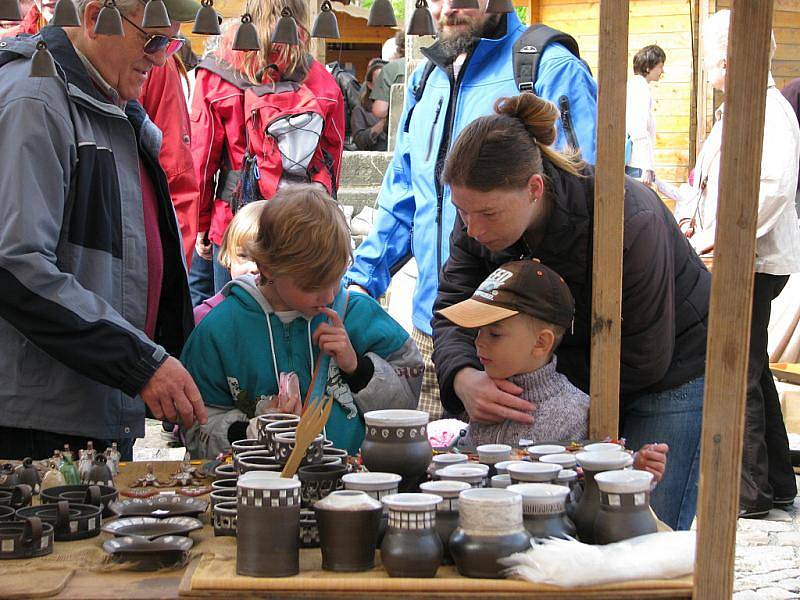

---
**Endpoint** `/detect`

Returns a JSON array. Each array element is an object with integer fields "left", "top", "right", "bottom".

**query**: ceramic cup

[
  {"left": 342, "top": 471, "right": 402, "bottom": 544},
  {"left": 593, "top": 470, "right": 657, "bottom": 544},
  {"left": 526, "top": 444, "right": 567, "bottom": 461},
  {"left": 477, "top": 444, "right": 512, "bottom": 465},
  {"left": 361, "top": 410, "right": 432, "bottom": 492},
  {"left": 380, "top": 492, "right": 443, "bottom": 578},
  {"left": 211, "top": 478, "right": 238, "bottom": 492},
  {"left": 298, "top": 463, "right": 348, "bottom": 507},
  {"left": 490, "top": 474, "right": 512, "bottom": 488},
  {"left": 256, "top": 413, "right": 300, "bottom": 447},
  {"left": 493, "top": 461, "right": 527, "bottom": 476},
  {"left": 573, "top": 450, "right": 634, "bottom": 543},
  {"left": 315, "top": 490, "right": 383, "bottom": 572},
  {"left": 583, "top": 442, "right": 626, "bottom": 453},
  {"left": 210, "top": 487, "right": 237, "bottom": 508},
  {"left": 237, "top": 455, "right": 283, "bottom": 475},
  {"left": 419, "top": 480, "right": 471, "bottom": 565},
  {"left": 507, "top": 461, "right": 562, "bottom": 484},
  {"left": 214, "top": 463, "right": 237, "bottom": 481},
  {"left": 431, "top": 453, "right": 469, "bottom": 475},
  {"left": 506, "top": 483, "right": 576, "bottom": 540},
  {"left": 273, "top": 432, "right": 325, "bottom": 467},
  {"left": 263, "top": 420, "right": 299, "bottom": 455},
  {"left": 236, "top": 473, "right": 301, "bottom": 577},
  {"left": 212, "top": 500, "right": 237, "bottom": 536},
  {"left": 539, "top": 453, "right": 578, "bottom": 470},
  {"left": 233, "top": 449, "right": 273, "bottom": 472},
  {"left": 438, "top": 464, "right": 490, "bottom": 488}
]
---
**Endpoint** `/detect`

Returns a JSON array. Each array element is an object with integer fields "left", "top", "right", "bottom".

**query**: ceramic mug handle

[
  {"left": 85, "top": 485, "right": 102, "bottom": 506},
  {"left": 11, "top": 484, "right": 32, "bottom": 509},
  {"left": 56, "top": 500, "right": 70, "bottom": 528},
  {"left": 23, "top": 516, "right": 43, "bottom": 546}
]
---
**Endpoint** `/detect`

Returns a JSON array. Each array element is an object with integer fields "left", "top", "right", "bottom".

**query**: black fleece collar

[{"left": 421, "top": 12, "right": 508, "bottom": 70}]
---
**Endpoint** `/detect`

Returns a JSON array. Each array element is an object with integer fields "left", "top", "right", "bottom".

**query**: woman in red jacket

[{"left": 190, "top": 0, "right": 345, "bottom": 293}]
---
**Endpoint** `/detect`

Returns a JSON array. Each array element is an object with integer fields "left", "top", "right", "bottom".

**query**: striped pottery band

[
  {"left": 238, "top": 485, "right": 301, "bottom": 508},
  {"left": 458, "top": 488, "right": 525, "bottom": 537},
  {"left": 365, "top": 424, "right": 427, "bottom": 444},
  {"left": 387, "top": 507, "right": 437, "bottom": 530},
  {"left": 212, "top": 501, "right": 237, "bottom": 536},
  {"left": 600, "top": 490, "right": 651, "bottom": 510}
]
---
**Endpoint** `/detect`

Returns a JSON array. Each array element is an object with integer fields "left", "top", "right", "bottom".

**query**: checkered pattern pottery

[
  {"left": 238, "top": 486, "right": 301, "bottom": 508},
  {"left": 387, "top": 507, "right": 436, "bottom": 530}
]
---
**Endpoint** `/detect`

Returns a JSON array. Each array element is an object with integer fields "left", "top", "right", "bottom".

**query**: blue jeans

[
  {"left": 621, "top": 376, "right": 704, "bottom": 531},
  {"left": 625, "top": 166, "right": 643, "bottom": 178},
  {"left": 188, "top": 249, "right": 214, "bottom": 308},
  {"left": 212, "top": 243, "right": 231, "bottom": 293}
]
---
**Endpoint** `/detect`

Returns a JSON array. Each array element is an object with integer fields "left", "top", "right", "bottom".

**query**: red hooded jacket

[{"left": 190, "top": 49, "right": 344, "bottom": 246}]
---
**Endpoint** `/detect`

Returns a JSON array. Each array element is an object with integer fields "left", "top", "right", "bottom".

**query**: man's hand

[
  {"left": 140, "top": 357, "right": 208, "bottom": 429},
  {"left": 195, "top": 232, "right": 212, "bottom": 261},
  {"left": 312, "top": 307, "right": 358, "bottom": 374},
  {"left": 453, "top": 367, "right": 533, "bottom": 424},
  {"left": 370, "top": 118, "right": 386, "bottom": 135},
  {"left": 633, "top": 443, "right": 669, "bottom": 483}
]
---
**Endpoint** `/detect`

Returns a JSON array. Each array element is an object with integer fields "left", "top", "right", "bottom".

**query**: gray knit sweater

[{"left": 465, "top": 358, "right": 590, "bottom": 447}]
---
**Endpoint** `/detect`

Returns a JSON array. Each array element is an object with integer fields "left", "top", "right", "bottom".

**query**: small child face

[
  {"left": 229, "top": 247, "right": 260, "bottom": 279},
  {"left": 474, "top": 314, "right": 549, "bottom": 380},
  {"left": 270, "top": 275, "right": 340, "bottom": 318}
]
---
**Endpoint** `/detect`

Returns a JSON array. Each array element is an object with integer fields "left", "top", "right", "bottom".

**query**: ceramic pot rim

[
  {"left": 274, "top": 432, "right": 324, "bottom": 444},
  {"left": 257, "top": 413, "right": 300, "bottom": 423},
  {"left": 575, "top": 450, "right": 633, "bottom": 471},
  {"left": 583, "top": 442, "right": 625, "bottom": 453},
  {"left": 594, "top": 469, "right": 653, "bottom": 493},
  {"left": 539, "top": 453, "right": 578, "bottom": 468},
  {"left": 526, "top": 444, "right": 566, "bottom": 457},
  {"left": 507, "top": 462, "right": 561, "bottom": 477},
  {"left": 490, "top": 474, "right": 511, "bottom": 488},
  {"left": 459, "top": 487, "right": 521, "bottom": 506},
  {"left": 363, "top": 409, "right": 429, "bottom": 427},
  {"left": 556, "top": 468, "right": 577, "bottom": 481},
  {"left": 494, "top": 460, "right": 527, "bottom": 474},
  {"left": 506, "top": 483, "right": 569, "bottom": 502},
  {"left": 432, "top": 453, "right": 468, "bottom": 465},
  {"left": 341, "top": 472, "right": 401, "bottom": 490},
  {"left": 237, "top": 472, "right": 300, "bottom": 490},
  {"left": 314, "top": 490, "right": 382, "bottom": 511},
  {"left": 419, "top": 480, "right": 471, "bottom": 497},
  {"left": 381, "top": 492, "right": 442, "bottom": 511},
  {"left": 213, "top": 500, "right": 237, "bottom": 513},
  {"left": 438, "top": 464, "right": 489, "bottom": 477}
]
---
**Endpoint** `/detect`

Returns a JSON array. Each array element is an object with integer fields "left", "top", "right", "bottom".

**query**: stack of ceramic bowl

[
  {"left": 256, "top": 413, "right": 300, "bottom": 448},
  {"left": 507, "top": 461, "right": 562, "bottom": 485},
  {"left": 437, "top": 464, "right": 490, "bottom": 488},
  {"left": 297, "top": 463, "right": 349, "bottom": 548},
  {"left": 573, "top": 449, "right": 634, "bottom": 543},
  {"left": 361, "top": 410, "right": 432, "bottom": 492},
  {"left": 526, "top": 444, "right": 567, "bottom": 461},
  {"left": 476, "top": 444, "right": 512, "bottom": 477}
]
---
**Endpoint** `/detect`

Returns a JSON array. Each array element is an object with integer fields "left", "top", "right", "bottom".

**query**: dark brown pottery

[
  {"left": 419, "top": 480, "right": 471, "bottom": 565},
  {"left": 0, "top": 517, "right": 54, "bottom": 559},
  {"left": 212, "top": 501, "right": 237, "bottom": 537},
  {"left": 86, "top": 454, "right": 114, "bottom": 487},
  {"left": 214, "top": 463, "right": 237, "bottom": 480},
  {"left": 233, "top": 450, "right": 273, "bottom": 471},
  {"left": 593, "top": 470, "right": 657, "bottom": 544},
  {"left": 17, "top": 499, "right": 103, "bottom": 541},
  {"left": 231, "top": 438, "right": 266, "bottom": 457},
  {"left": 17, "top": 458, "right": 41, "bottom": 495},
  {"left": 263, "top": 420, "right": 298, "bottom": 455},
  {"left": 299, "top": 508, "right": 319, "bottom": 548},
  {"left": 380, "top": 493, "right": 442, "bottom": 578},
  {"left": 236, "top": 473, "right": 301, "bottom": 577},
  {"left": 315, "top": 491, "right": 382, "bottom": 572},
  {"left": 211, "top": 478, "right": 238, "bottom": 492},
  {"left": 102, "top": 535, "right": 193, "bottom": 570},
  {"left": 0, "top": 505, "right": 15, "bottom": 522},
  {"left": 102, "top": 516, "right": 203, "bottom": 539},
  {"left": 0, "top": 484, "right": 32, "bottom": 509},
  {"left": 362, "top": 410, "right": 432, "bottom": 493},
  {"left": 109, "top": 494, "right": 207, "bottom": 519},
  {"left": 273, "top": 432, "right": 324, "bottom": 466},
  {"left": 0, "top": 463, "right": 20, "bottom": 489},
  {"left": 573, "top": 451, "right": 633, "bottom": 543},
  {"left": 507, "top": 483, "right": 576, "bottom": 540},
  {"left": 42, "top": 483, "right": 117, "bottom": 518},
  {"left": 298, "top": 463, "right": 348, "bottom": 507},
  {"left": 256, "top": 413, "right": 300, "bottom": 446},
  {"left": 449, "top": 488, "right": 531, "bottom": 579},
  {"left": 237, "top": 455, "right": 283, "bottom": 475},
  {"left": 210, "top": 487, "right": 237, "bottom": 508}
]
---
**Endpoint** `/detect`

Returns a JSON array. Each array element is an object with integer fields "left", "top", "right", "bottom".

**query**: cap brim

[
  {"left": 437, "top": 298, "right": 519, "bottom": 329},
  {"left": 165, "top": 0, "right": 202, "bottom": 22}
]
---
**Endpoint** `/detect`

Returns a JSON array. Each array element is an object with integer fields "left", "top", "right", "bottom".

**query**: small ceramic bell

[
  {"left": 93, "top": 0, "right": 123, "bottom": 36},
  {"left": 141, "top": 0, "right": 171, "bottom": 28},
  {"left": 449, "top": 0, "right": 479, "bottom": 8},
  {"left": 406, "top": 0, "right": 435, "bottom": 37},
  {"left": 87, "top": 454, "right": 114, "bottom": 487},
  {"left": 17, "top": 458, "right": 41, "bottom": 495},
  {"left": 0, "top": 0, "right": 22, "bottom": 21},
  {"left": 41, "top": 462, "right": 66, "bottom": 491},
  {"left": 232, "top": 13, "right": 260, "bottom": 51},
  {"left": 270, "top": 7, "right": 298, "bottom": 46},
  {"left": 367, "top": 0, "right": 396, "bottom": 27},
  {"left": 485, "top": 0, "right": 514, "bottom": 13},
  {"left": 311, "top": 0, "right": 339, "bottom": 39},
  {"left": 51, "top": 0, "right": 81, "bottom": 27},
  {"left": 192, "top": 0, "right": 220, "bottom": 35}
]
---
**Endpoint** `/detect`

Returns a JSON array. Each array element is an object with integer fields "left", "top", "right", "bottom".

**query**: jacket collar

[{"left": 40, "top": 26, "right": 110, "bottom": 105}]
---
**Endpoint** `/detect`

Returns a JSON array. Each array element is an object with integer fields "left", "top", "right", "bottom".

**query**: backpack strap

[
  {"left": 304, "top": 289, "right": 350, "bottom": 412},
  {"left": 513, "top": 24, "right": 582, "bottom": 93},
  {"left": 412, "top": 60, "right": 436, "bottom": 103}
]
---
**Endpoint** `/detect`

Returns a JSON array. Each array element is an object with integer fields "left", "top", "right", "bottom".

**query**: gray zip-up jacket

[{"left": 0, "top": 27, "right": 193, "bottom": 440}]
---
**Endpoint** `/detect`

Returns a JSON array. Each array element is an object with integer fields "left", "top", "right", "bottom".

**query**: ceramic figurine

[
  {"left": 87, "top": 454, "right": 114, "bottom": 487},
  {"left": 105, "top": 443, "right": 121, "bottom": 476},
  {"left": 85, "top": 440, "right": 96, "bottom": 461},
  {"left": 59, "top": 452, "right": 80, "bottom": 486},
  {"left": 62, "top": 444, "right": 73, "bottom": 462},
  {"left": 77, "top": 450, "right": 92, "bottom": 484},
  {"left": 51, "top": 450, "right": 63, "bottom": 470},
  {"left": 132, "top": 463, "right": 166, "bottom": 488},
  {"left": 41, "top": 462, "right": 66, "bottom": 491},
  {"left": 17, "top": 458, "right": 41, "bottom": 495}
]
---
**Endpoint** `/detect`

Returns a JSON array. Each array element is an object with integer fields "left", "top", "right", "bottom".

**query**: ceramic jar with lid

[
  {"left": 361, "top": 410, "right": 432, "bottom": 492},
  {"left": 437, "top": 464, "right": 489, "bottom": 488},
  {"left": 506, "top": 483, "right": 576, "bottom": 540},
  {"left": 507, "top": 461, "right": 561, "bottom": 485},
  {"left": 449, "top": 488, "right": 531, "bottom": 579},
  {"left": 593, "top": 470, "right": 657, "bottom": 544},
  {"left": 573, "top": 450, "right": 633, "bottom": 543},
  {"left": 380, "top": 492, "right": 443, "bottom": 578},
  {"left": 419, "top": 480, "right": 471, "bottom": 565},
  {"left": 314, "top": 490, "right": 383, "bottom": 572}
]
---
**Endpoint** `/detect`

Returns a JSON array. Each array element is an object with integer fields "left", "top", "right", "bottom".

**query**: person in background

[
  {"left": 371, "top": 29, "right": 405, "bottom": 121},
  {"left": 194, "top": 200, "right": 265, "bottom": 323},
  {"left": 0, "top": 0, "right": 45, "bottom": 34},
  {"left": 675, "top": 10, "right": 800, "bottom": 518},
  {"left": 352, "top": 59, "right": 388, "bottom": 151},
  {"left": 625, "top": 44, "right": 665, "bottom": 185},
  {"left": 781, "top": 77, "right": 800, "bottom": 217}
]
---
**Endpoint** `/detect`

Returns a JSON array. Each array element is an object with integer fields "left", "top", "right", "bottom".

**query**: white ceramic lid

[
  {"left": 381, "top": 492, "right": 442, "bottom": 512},
  {"left": 314, "top": 490, "right": 381, "bottom": 511},
  {"left": 342, "top": 472, "right": 402, "bottom": 491},
  {"left": 583, "top": 442, "right": 625, "bottom": 453},
  {"left": 527, "top": 444, "right": 566, "bottom": 457},
  {"left": 575, "top": 450, "right": 633, "bottom": 471},
  {"left": 507, "top": 461, "right": 561, "bottom": 478},
  {"left": 420, "top": 480, "right": 471, "bottom": 498},
  {"left": 539, "top": 453, "right": 578, "bottom": 469},
  {"left": 594, "top": 469, "right": 653, "bottom": 494},
  {"left": 237, "top": 472, "right": 300, "bottom": 491},
  {"left": 494, "top": 460, "right": 527, "bottom": 475},
  {"left": 507, "top": 483, "right": 570, "bottom": 503},
  {"left": 363, "top": 409, "right": 429, "bottom": 427}
]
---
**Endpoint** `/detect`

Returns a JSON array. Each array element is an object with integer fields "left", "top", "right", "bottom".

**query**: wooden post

[
  {"left": 693, "top": 1, "right": 775, "bottom": 598},
  {"left": 588, "top": 0, "right": 629, "bottom": 440}
]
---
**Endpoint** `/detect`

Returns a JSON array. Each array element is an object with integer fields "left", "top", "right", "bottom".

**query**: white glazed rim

[
  {"left": 507, "top": 462, "right": 561, "bottom": 476},
  {"left": 583, "top": 442, "right": 625, "bottom": 453},
  {"left": 419, "top": 480, "right": 471, "bottom": 497},
  {"left": 556, "top": 468, "right": 578, "bottom": 480},
  {"left": 539, "top": 453, "right": 578, "bottom": 468},
  {"left": 494, "top": 460, "right": 527, "bottom": 474},
  {"left": 237, "top": 472, "right": 300, "bottom": 490},
  {"left": 363, "top": 409, "right": 429, "bottom": 427},
  {"left": 527, "top": 444, "right": 566, "bottom": 456},
  {"left": 506, "top": 483, "right": 570, "bottom": 501},
  {"left": 476, "top": 444, "right": 512, "bottom": 455},
  {"left": 314, "top": 490, "right": 382, "bottom": 511},
  {"left": 438, "top": 464, "right": 489, "bottom": 477},
  {"left": 432, "top": 453, "right": 469, "bottom": 465},
  {"left": 594, "top": 469, "right": 653, "bottom": 493},
  {"left": 381, "top": 492, "right": 442, "bottom": 511},
  {"left": 273, "top": 432, "right": 324, "bottom": 443},
  {"left": 575, "top": 450, "right": 633, "bottom": 471},
  {"left": 341, "top": 472, "right": 402, "bottom": 490},
  {"left": 459, "top": 487, "right": 521, "bottom": 505}
]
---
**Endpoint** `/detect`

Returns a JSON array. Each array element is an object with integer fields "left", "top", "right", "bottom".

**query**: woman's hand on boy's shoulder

[
  {"left": 313, "top": 307, "right": 358, "bottom": 375},
  {"left": 453, "top": 367, "right": 533, "bottom": 425}
]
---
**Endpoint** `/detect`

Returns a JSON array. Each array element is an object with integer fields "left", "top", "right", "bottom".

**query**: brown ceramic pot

[
  {"left": 315, "top": 491, "right": 382, "bottom": 572},
  {"left": 380, "top": 493, "right": 443, "bottom": 578},
  {"left": 362, "top": 410, "right": 432, "bottom": 493}
]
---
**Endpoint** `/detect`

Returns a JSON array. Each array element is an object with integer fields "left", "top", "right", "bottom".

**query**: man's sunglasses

[{"left": 120, "top": 12, "right": 185, "bottom": 56}]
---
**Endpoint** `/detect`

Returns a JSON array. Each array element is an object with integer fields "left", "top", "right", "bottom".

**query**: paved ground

[{"left": 139, "top": 419, "right": 800, "bottom": 595}]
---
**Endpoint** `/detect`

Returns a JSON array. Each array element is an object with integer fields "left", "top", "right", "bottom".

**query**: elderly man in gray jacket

[{"left": 0, "top": 0, "right": 207, "bottom": 460}]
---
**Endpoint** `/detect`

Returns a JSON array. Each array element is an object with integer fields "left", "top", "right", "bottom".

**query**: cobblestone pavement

[{"left": 140, "top": 420, "right": 799, "bottom": 595}]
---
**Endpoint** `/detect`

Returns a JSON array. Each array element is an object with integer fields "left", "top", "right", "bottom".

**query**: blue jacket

[{"left": 345, "top": 12, "right": 597, "bottom": 335}]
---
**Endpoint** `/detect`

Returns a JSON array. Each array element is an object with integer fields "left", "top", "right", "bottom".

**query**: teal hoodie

[{"left": 180, "top": 276, "right": 423, "bottom": 456}]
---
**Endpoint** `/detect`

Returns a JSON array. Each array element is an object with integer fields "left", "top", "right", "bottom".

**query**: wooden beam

[
  {"left": 693, "top": 1, "right": 776, "bottom": 598},
  {"left": 588, "top": 0, "right": 629, "bottom": 440},
  {"left": 689, "top": 0, "right": 700, "bottom": 166}
]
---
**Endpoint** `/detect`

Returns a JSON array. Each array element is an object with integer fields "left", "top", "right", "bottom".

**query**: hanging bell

[
  {"left": 51, "top": 0, "right": 80, "bottom": 26},
  {"left": 141, "top": 0, "right": 171, "bottom": 28},
  {"left": 30, "top": 41, "right": 58, "bottom": 78},
  {"left": 407, "top": 0, "right": 435, "bottom": 37},
  {"left": 485, "top": 0, "right": 514, "bottom": 13},
  {"left": 232, "top": 13, "right": 260, "bottom": 51},
  {"left": 367, "top": 0, "right": 396, "bottom": 27},
  {"left": 270, "top": 6, "right": 298, "bottom": 46},
  {"left": 449, "top": 0, "right": 479, "bottom": 8},
  {"left": 0, "top": 0, "right": 22, "bottom": 20},
  {"left": 311, "top": 0, "right": 339, "bottom": 39},
  {"left": 192, "top": 0, "right": 220, "bottom": 35},
  {"left": 93, "top": 0, "right": 123, "bottom": 36}
]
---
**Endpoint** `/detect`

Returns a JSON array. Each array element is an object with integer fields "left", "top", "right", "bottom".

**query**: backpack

[
  {"left": 197, "top": 57, "right": 336, "bottom": 212},
  {"left": 326, "top": 61, "right": 362, "bottom": 146},
  {"left": 412, "top": 24, "right": 590, "bottom": 153}
]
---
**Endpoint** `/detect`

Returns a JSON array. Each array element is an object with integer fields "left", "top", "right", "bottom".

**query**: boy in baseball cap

[{"left": 438, "top": 259, "right": 668, "bottom": 480}]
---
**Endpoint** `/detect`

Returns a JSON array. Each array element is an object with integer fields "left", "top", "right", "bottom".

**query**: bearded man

[{"left": 345, "top": 0, "right": 597, "bottom": 420}]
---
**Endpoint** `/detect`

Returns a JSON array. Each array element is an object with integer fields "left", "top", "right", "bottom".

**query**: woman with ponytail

[{"left": 432, "top": 93, "right": 711, "bottom": 532}]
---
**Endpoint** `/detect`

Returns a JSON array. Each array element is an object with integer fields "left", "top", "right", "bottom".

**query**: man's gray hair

[
  {"left": 73, "top": 0, "right": 140, "bottom": 17},
  {"left": 704, "top": 9, "right": 777, "bottom": 68}
]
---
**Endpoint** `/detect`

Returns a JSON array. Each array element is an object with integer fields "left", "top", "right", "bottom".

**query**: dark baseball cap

[{"left": 437, "top": 259, "right": 575, "bottom": 330}]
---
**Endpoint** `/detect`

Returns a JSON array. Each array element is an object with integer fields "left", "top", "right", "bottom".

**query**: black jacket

[{"left": 432, "top": 160, "right": 710, "bottom": 414}]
